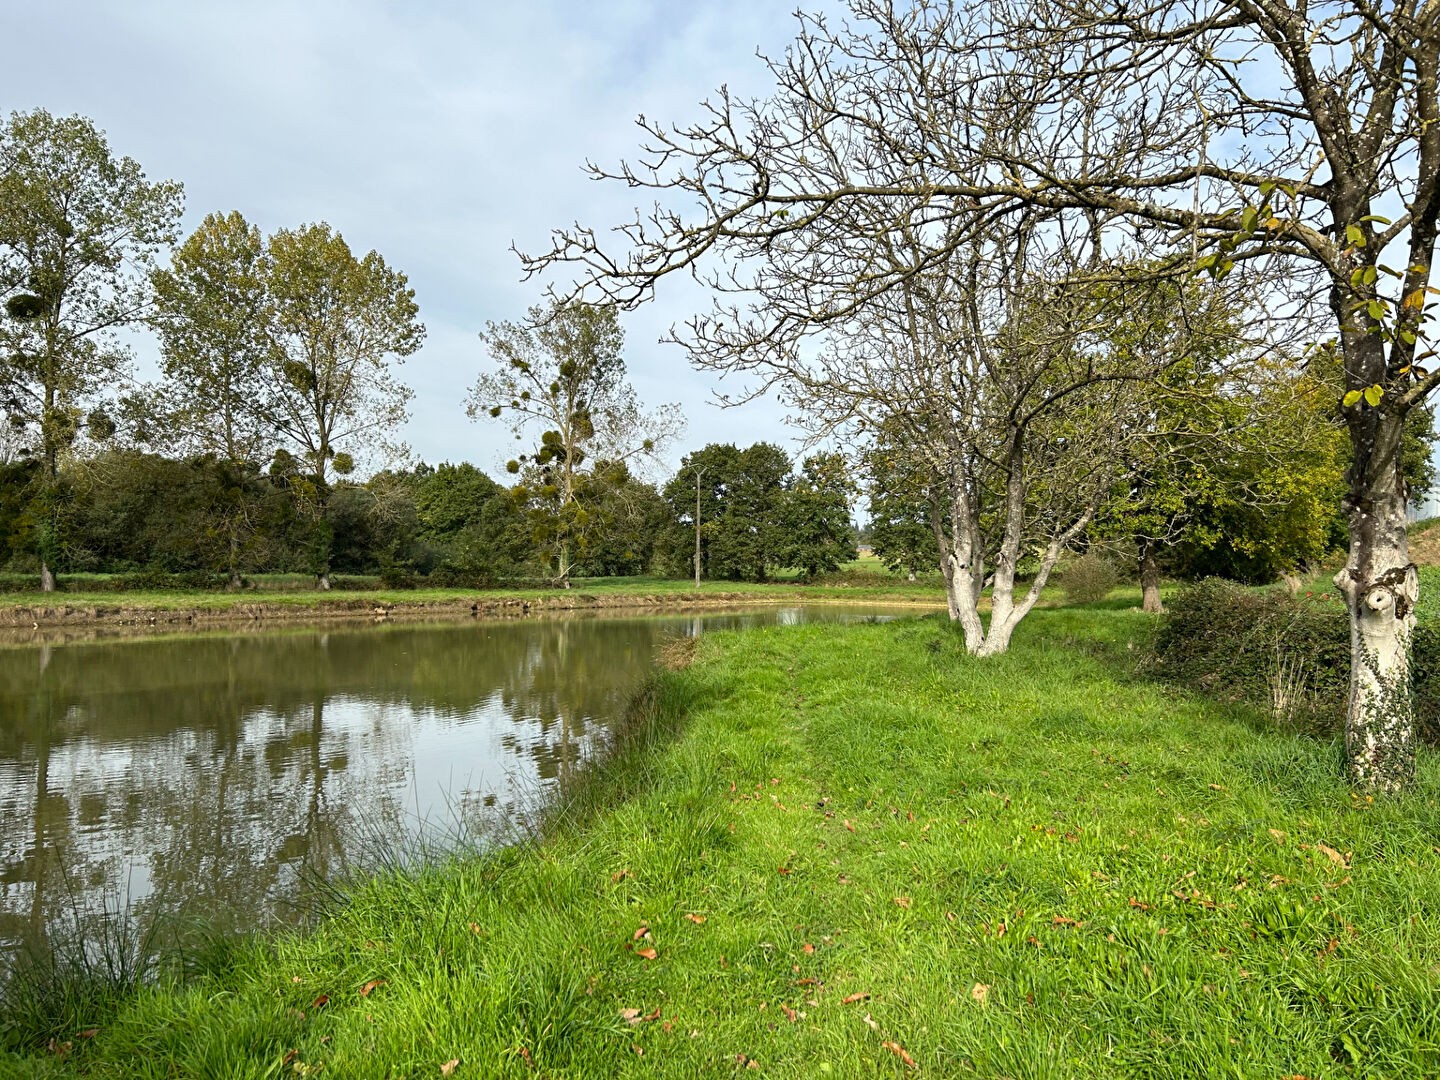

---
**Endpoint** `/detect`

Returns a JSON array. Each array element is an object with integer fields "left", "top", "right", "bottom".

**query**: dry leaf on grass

[
  {"left": 440, "top": 1059, "right": 459, "bottom": 1076},
  {"left": 635, "top": 947, "right": 659, "bottom": 961},
  {"left": 882, "top": 1040, "right": 918, "bottom": 1068},
  {"left": 970, "top": 983, "right": 990, "bottom": 1003},
  {"left": 842, "top": 992, "right": 871, "bottom": 1005}
]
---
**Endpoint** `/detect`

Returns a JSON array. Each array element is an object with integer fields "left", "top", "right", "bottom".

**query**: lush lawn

[{"left": 6, "top": 606, "right": 1440, "bottom": 1077}]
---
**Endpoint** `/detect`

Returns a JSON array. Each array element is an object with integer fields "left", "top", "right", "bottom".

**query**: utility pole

[{"left": 693, "top": 465, "right": 705, "bottom": 589}]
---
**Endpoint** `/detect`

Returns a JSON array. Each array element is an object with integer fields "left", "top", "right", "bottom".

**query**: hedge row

[{"left": 1152, "top": 577, "right": 1440, "bottom": 742}]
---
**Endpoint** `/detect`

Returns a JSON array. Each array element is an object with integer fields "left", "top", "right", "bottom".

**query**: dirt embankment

[
  {"left": 1411, "top": 524, "right": 1440, "bottom": 567},
  {"left": 0, "top": 589, "right": 936, "bottom": 631}
]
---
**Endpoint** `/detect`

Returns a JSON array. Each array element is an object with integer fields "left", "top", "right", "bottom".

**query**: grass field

[{"left": 4, "top": 600, "right": 1438, "bottom": 1077}]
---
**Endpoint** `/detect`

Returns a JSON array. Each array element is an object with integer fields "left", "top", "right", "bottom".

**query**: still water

[{"left": 0, "top": 605, "right": 915, "bottom": 960}]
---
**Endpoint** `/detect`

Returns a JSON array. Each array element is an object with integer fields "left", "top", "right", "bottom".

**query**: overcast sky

[{"left": 3, "top": 0, "right": 843, "bottom": 479}]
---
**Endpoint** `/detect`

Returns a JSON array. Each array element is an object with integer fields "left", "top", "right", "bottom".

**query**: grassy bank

[
  {"left": 0, "top": 571, "right": 949, "bottom": 627},
  {"left": 6, "top": 606, "right": 1440, "bottom": 1077}
]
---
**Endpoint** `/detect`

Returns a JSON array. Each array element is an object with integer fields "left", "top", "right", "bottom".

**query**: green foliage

[
  {"left": 774, "top": 452, "right": 858, "bottom": 579},
  {"left": 863, "top": 433, "right": 936, "bottom": 577},
  {"left": 0, "top": 110, "right": 183, "bottom": 474},
  {"left": 0, "top": 110, "right": 183, "bottom": 584},
  {"left": 1063, "top": 553, "right": 1121, "bottom": 604},
  {"left": 661, "top": 443, "right": 794, "bottom": 581},
  {"left": 1153, "top": 578, "right": 1440, "bottom": 740}
]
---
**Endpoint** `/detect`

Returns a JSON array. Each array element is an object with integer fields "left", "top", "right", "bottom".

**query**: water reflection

[{"left": 0, "top": 606, "right": 913, "bottom": 963}]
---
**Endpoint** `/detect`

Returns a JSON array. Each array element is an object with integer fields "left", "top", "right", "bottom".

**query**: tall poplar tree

[
  {"left": 0, "top": 109, "right": 182, "bottom": 589},
  {"left": 264, "top": 223, "right": 423, "bottom": 589},
  {"left": 148, "top": 211, "right": 275, "bottom": 585}
]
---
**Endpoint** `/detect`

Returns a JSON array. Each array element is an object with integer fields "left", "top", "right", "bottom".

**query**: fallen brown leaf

[
  {"left": 844, "top": 819, "right": 855, "bottom": 832},
  {"left": 633, "top": 925, "right": 651, "bottom": 941},
  {"left": 76, "top": 1028, "right": 98, "bottom": 1039},
  {"left": 685, "top": 913, "right": 706, "bottom": 924},
  {"left": 842, "top": 992, "right": 871, "bottom": 1005},
  {"left": 441, "top": 1059, "right": 460, "bottom": 1076},
  {"left": 778, "top": 866, "right": 792, "bottom": 875},
  {"left": 635, "top": 947, "right": 659, "bottom": 961},
  {"left": 970, "top": 983, "right": 990, "bottom": 1003},
  {"left": 882, "top": 1040, "right": 918, "bottom": 1068},
  {"left": 611, "top": 868, "right": 631, "bottom": 883},
  {"left": 311, "top": 994, "right": 329, "bottom": 1009},
  {"left": 359, "top": 979, "right": 385, "bottom": 998},
  {"left": 781, "top": 1004, "right": 798, "bottom": 1022},
  {"left": 1315, "top": 843, "right": 1350, "bottom": 868},
  {"left": 894, "top": 896, "right": 912, "bottom": 909},
  {"left": 802, "top": 942, "right": 815, "bottom": 954}
]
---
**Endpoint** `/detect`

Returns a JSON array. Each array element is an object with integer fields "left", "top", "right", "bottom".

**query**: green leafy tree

[
  {"left": 468, "top": 301, "right": 681, "bottom": 586},
  {"left": 578, "top": 466, "right": 670, "bottom": 576},
  {"left": 864, "top": 425, "right": 939, "bottom": 579},
  {"left": 776, "top": 452, "right": 858, "bottom": 579},
  {"left": 264, "top": 222, "right": 423, "bottom": 589},
  {"left": 663, "top": 443, "right": 792, "bottom": 582},
  {"left": 146, "top": 211, "right": 277, "bottom": 585},
  {"left": 0, "top": 109, "right": 183, "bottom": 589}
]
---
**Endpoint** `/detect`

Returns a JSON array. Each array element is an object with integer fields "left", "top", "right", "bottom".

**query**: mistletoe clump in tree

[
  {"left": 468, "top": 300, "right": 682, "bottom": 586},
  {"left": 0, "top": 109, "right": 182, "bottom": 590}
]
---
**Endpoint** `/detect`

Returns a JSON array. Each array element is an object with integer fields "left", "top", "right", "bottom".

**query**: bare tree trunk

[
  {"left": 1335, "top": 404, "right": 1417, "bottom": 792},
  {"left": 1139, "top": 540, "right": 1163, "bottom": 614},
  {"left": 935, "top": 487, "right": 986, "bottom": 652}
]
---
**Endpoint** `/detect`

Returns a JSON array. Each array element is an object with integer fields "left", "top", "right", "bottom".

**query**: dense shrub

[
  {"left": 1152, "top": 578, "right": 1440, "bottom": 741},
  {"left": 1063, "top": 554, "right": 1120, "bottom": 605}
]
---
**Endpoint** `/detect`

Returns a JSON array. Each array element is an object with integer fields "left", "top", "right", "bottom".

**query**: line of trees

[
  {"left": 0, "top": 442, "right": 862, "bottom": 586},
  {"left": 0, "top": 110, "right": 424, "bottom": 591}
]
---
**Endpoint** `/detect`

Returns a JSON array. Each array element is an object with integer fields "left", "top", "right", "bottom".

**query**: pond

[{"left": 0, "top": 605, "right": 921, "bottom": 965}]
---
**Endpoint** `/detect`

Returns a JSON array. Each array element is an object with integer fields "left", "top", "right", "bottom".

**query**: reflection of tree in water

[{"left": 0, "top": 609, "right": 893, "bottom": 957}]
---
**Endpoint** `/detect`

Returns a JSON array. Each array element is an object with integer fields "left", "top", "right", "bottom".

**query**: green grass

[
  {"left": 7, "top": 606, "right": 1440, "bottom": 1077},
  {"left": 0, "top": 573, "right": 949, "bottom": 615}
]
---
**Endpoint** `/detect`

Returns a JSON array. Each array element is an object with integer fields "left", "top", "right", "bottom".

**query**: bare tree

[{"left": 523, "top": 0, "right": 1438, "bottom": 791}]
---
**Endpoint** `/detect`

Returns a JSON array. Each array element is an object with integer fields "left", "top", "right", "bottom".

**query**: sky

[{"left": 2, "top": 0, "right": 840, "bottom": 480}]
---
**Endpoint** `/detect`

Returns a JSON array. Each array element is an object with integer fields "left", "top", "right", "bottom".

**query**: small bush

[
  {"left": 1152, "top": 578, "right": 1440, "bottom": 741},
  {"left": 1063, "top": 554, "right": 1120, "bottom": 605}
]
